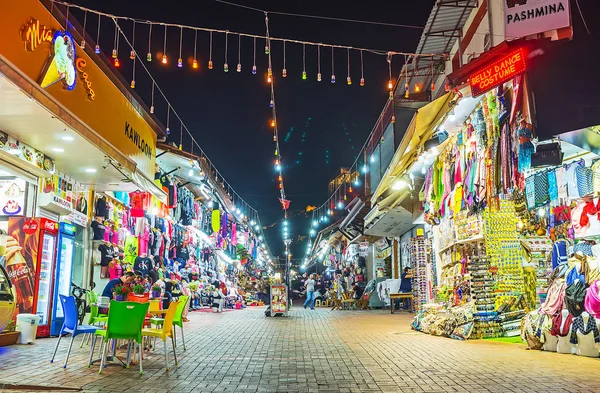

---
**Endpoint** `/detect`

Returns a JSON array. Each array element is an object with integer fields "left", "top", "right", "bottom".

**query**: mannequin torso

[
  {"left": 574, "top": 312, "right": 599, "bottom": 357},
  {"left": 557, "top": 309, "right": 574, "bottom": 354}
]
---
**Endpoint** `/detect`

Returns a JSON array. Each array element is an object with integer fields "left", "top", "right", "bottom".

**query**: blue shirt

[
  {"left": 102, "top": 278, "right": 123, "bottom": 299},
  {"left": 399, "top": 272, "right": 412, "bottom": 293}
]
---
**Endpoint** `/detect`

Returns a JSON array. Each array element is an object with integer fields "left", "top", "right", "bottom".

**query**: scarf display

[
  {"left": 230, "top": 222, "right": 237, "bottom": 246},
  {"left": 585, "top": 280, "right": 600, "bottom": 317},
  {"left": 211, "top": 209, "right": 221, "bottom": 233},
  {"left": 565, "top": 279, "right": 587, "bottom": 317},
  {"left": 570, "top": 315, "right": 600, "bottom": 344},
  {"left": 550, "top": 312, "right": 573, "bottom": 337},
  {"left": 541, "top": 280, "right": 566, "bottom": 316}
]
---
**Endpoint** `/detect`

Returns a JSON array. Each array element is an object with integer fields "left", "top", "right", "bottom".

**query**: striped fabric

[{"left": 576, "top": 165, "right": 594, "bottom": 197}]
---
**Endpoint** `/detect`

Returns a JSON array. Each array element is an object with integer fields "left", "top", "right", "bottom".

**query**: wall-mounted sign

[
  {"left": 469, "top": 48, "right": 527, "bottom": 97},
  {"left": 505, "top": 0, "right": 570, "bottom": 39},
  {"left": 40, "top": 30, "right": 77, "bottom": 91},
  {"left": 0, "top": 178, "right": 26, "bottom": 216},
  {"left": 0, "top": 131, "right": 55, "bottom": 173},
  {"left": 21, "top": 19, "right": 53, "bottom": 51}
]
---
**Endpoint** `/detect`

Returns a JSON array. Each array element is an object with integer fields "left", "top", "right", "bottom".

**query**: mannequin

[
  {"left": 557, "top": 309, "right": 574, "bottom": 354},
  {"left": 572, "top": 312, "right": 600, "bottom": 357},
  {"left": 543, "top": 324, "right": 559, "bottom": 352}
]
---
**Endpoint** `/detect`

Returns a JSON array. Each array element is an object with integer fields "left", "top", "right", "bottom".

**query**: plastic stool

[{"left": 315, "top": 299, "right": 322, "bottom": 307}]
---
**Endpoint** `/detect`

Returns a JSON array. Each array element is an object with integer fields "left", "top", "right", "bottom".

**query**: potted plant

[
  {"left": 132, "top": 283, "right": 145, "bottom": 296},
  {"left": 151, "top": 284, "right": 161, "bottom": 298},
  {"left": 113, "top": 284, "right": 130, "bottom": 301},
  {"left": 0, "top": 319, "right": 20, "bottom": 347}
]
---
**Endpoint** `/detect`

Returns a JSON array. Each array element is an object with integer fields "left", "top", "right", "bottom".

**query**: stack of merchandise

[
  {"left": 426, "top": 238, "right": 437, "bottom": 303},
  {"left": 412, "top": 301, "right": 475, "bottom": 340},
  {"left": 469, "top": 247, "right": 497, "bottom": 338},
  {"left": 411, "top": 236, "right": 428, "bottom": 312}
]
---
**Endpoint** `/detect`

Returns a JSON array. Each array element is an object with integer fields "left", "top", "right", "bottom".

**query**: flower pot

[
  {"left": 114, "top": 294, "right": 124, "bottom": 302},
  {"left": 0, "top": 331, "right": 21, "bottom": 347},
  {"left": 152, "top": 290, "right": 161, "bottom": 298}
]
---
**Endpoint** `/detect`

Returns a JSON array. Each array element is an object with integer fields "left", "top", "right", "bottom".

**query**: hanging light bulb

[
  {"left": 224, "top": 63, "right": 229, "bottom": 72},
  {"left": 269, "top": 99, "right": 274, "bottom": 108},
  {"left": 81, "top": 40, "right": 86, "bottom": 49},
  {"left": 150, "top": 105, "right": 154, "bottom": 114},
  {"left": 302, "top": 71, "right": 307, "bottom": 80},
  {"left": 347, "top": 76, "right": 352, "bottom": 85},
  {"left": 264, "top": 45, "right": 269, "bottom": 55},
  {"left": 388, "top": 80, "right": 393, "bottom": 90},
  {"left": 360, "top": 77, "right": 365, "bottom": 87},
  {"left": 414, "top": 84, "right": 421, "bottom": 93},
  {"left": 112, "top": 49, "right": 117, "bottom": 59},
  {"left": 208, "top": 60, "right": 213, "bottom": 69},
  {"left": 331, "top": 74, "right": 336, "bottom": 83},
  {"left": 349, "top": 186, "right": 353, "bottom": 193},
  {"left": 275, "top": 149, "right": 278, "bottom": 156},
  {"left": 267, "top": 74, "right": 272, "bottom": 83},
  {"left": 95, "top": 45, "right": 100, "bottom": 54},
  {"left": 273, "top": 134, "right": 277, "bottom": 142},
  {"left": 166, "top": 126, "right": 170, "bottom": 135},
  {"left": 177, "top": 57, "right": 182, "bottom": 68},
  {"left": 431, "top": 81, "right": 435, "bottom": 91},
  {"left": 114, "top": 58, "right": 120, "bottom": 67},
  {"left": 237, "top": 63, "right": 241, "bottom": 72},
  {"left": 282, "top": 68, "right": 287, "bottom": 78},
  {"left": 271, "top": 119, "right": 276, "bottom": 127},
  {"left": 130, "top": 79, "right": 135, "bottom": 89},
  {"left": 130, "top": 50, "right": 135, "bottom": 60},
  {"left": 317, "top": 72, "right": 322, "bottom": 82},
  {"left": 147, "top": 52, "right": 152, "bottom": 62},
  {"left": 405, "top": 81, "right": 409, "bottom": 98},
  {"left": 252, "top": 65, "right": 257, "bottom": 75},
  {"left": 391, "top": 115, "right": 396, "bottom": 123},
  {"left": 162, "top": 54, "right": 167, "bottom": 64},
  {"left": 192, "top": 59, "right": 199, "bottom": 69}
]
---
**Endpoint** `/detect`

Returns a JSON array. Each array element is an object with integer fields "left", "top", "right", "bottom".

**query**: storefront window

[{"left": 0, "top": 161, "right": 38, "bottom": 234}]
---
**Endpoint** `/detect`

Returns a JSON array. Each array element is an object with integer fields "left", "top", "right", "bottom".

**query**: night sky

[{"left": 67, "top": 0, "right": 434, "bottom": 262}]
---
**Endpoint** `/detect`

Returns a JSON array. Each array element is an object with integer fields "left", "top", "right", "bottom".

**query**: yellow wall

[{"left": 0, "top": 0, "right": 156, "bottom": 179}]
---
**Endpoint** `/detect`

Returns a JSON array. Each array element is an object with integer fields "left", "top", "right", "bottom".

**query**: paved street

[{"left": 2, "top": 306, "right": 600, "bottom": 392}]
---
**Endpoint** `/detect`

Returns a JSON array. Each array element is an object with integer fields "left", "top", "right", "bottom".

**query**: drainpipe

[{"left": 486, "top": 0, "right": 494, "bottom": 47}]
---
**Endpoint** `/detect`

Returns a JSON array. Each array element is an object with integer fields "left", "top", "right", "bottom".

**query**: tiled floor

[{"left": 1, "top": 306, "right": 600, "bottom": 392}]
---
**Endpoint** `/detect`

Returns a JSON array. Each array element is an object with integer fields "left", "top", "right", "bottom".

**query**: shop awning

[{"left": 371, "top": 92, "right": 455, "bottom": 204}]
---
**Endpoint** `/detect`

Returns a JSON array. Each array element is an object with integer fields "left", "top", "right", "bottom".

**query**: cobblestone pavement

[{"left": 2, "top": 306, "right": 600, "bottom": 392}]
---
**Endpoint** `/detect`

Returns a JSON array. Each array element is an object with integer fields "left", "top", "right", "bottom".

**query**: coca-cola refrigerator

[{"left": 6, "top": 217, "right": 58, "bottom": 338}]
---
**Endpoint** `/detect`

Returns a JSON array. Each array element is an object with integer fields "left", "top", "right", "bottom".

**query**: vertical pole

[{"left": 393, "top": 238, "right": 399, "bottom": 279}]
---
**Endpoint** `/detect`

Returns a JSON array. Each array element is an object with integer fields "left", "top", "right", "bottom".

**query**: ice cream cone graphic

[{"left": 40, "top": 31, "right": 76, "bottom": 90}]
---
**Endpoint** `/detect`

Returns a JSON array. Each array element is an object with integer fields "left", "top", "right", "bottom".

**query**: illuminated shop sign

[{"left": 469, "top": 48, "right": 527, "bottom": 97}]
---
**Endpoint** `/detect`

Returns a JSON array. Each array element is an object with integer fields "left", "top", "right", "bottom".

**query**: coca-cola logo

[
  {"left": 8, "top": 264, "right": 29, "bottom": 279},
  {"left": 43, "top": 219, "right": 56, "bottom": 231},
  {"left": 23, "top": 219, "right": 38, "bottom": 234}
]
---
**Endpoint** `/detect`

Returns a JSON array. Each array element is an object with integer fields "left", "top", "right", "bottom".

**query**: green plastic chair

[
  {"left": 87, "top": 291, "right": 108, "bottom": 325},
  {"left": 88, "top": 301, "right": 149, "bottom": 375},
  {"left": 150, "top": 295, "right": 189, "bottom": 351}
]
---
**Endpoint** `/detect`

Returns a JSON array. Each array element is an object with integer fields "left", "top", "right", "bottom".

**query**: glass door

[
  {"left": 36, "top": 233, "right": 55, "bottom": 325},
  {"left": 54, "top": 236, "right": 74, "bottom": 318}
]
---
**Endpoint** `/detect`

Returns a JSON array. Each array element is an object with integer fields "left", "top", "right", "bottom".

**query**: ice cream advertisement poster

[
  {"left": 0, "top": 130, "right": 55, "bottom": 173},
  {"left": 39, "top": 30, "right": 76, "bottom": 91}
]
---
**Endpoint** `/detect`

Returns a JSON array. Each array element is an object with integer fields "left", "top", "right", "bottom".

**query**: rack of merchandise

[{"left": 411, "top": 236, "right": 427, "bottom": 312}]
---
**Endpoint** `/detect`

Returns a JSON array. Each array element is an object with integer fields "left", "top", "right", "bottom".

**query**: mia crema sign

[
  {"left": 0, "top": 0, "right": 157, "bottom": 180},
  {"left": 504, "top": 0, "right": 571, "bottom": 39}
]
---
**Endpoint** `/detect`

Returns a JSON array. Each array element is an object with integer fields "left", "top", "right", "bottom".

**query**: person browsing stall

[{"left": 101, "top": 271, "right": 135, "bottom": 299}]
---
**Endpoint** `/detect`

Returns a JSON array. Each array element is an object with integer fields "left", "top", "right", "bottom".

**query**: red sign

[
  {"left": 23, "top": 219, "right": 38, "bottom": 234},
  {"left": 469, "top": 48, "right": 527, "bottom": 97}
]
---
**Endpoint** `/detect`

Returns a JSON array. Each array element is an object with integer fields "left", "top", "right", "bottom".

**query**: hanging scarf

[
  {"left": 585, "top": 280, "right": 600, "bottom": 317},
  {"left": 541, "top": 280, "right": 566, "bottom": 316},
  {"left": 580, "top": 199, "right": 600, "bottom": 227},
  {"left": 550, "top": 312, "right": 574, "bottom": 337},
  {"left": 221, "top": 212, "right": 228, "bottom": 238},
  {"left": 211, "top": 209, "right": 221, "bottom": 233},
  {"left": 570, "top": 315, "right": 600, "bottom": 344},
  {"left": 231, "top": 222, "right": 238, "bottom": 246}
]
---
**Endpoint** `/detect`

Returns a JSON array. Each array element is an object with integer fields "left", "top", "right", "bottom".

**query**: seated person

[{"left": 101, "top": 271, "right": 135, "bottom": 299}]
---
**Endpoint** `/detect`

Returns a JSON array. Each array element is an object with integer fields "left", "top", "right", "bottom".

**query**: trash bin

[{"left": 15, "top": 314, "right": 40, "bottom": 344}]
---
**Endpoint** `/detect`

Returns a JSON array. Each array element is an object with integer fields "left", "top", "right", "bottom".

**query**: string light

[
  {"left": 192, "top": 29, "right": 198, "bottom": 69},
  {"left": 147, "top": 23, "right": 152, "bottom": 61},
  {"left": 130, "top": 32, "right": 136, "bottom": 87},
  {"left": 224, "top": 32, "right": 229, "bottom": 72},
  {"left": 346, "top": 48, "right": 352, "bottom": 85},
  {"left": 414, "top": 84, "right": 420, "bottom": 92},
  {"left": 112, "top": 23, "right": 118, "bottom": 58},
  {"left": 162, "top": 25, "right": 168, "bottom": 64},
  {"left": 113, "top": 20, "right": 120, "bottom": 67},
  {"left": 166, "top": 105, "right": 171, "bottom": 134},
  {"left": 150, "top": 81, "right": 155, "bottom": 113},
  {"left": 237, "top": 34, "right": 241, "bottom": 72},
  {"left": 360, "top": 49, "right": 365, "bottom": 86},
  {"left": 430, "top": 56, "right": 435, "bottom": 91},
  {"left": 264, "top": 37, "right": 269, "bottom": 55},
  {"left": 331, "top": 47, "right": 335, "bottom": 83},
  {"left": 282, "top": 40, "right": 287, "bottom": 78},
  {"left": 404, "top": 55, "right": 409, "bottom": 98},
  {"left": 177, "top": 26, "right": 183, "bottom": 67},
  {"left": 130, "top": 21, "right": 136, "bottom": 60},
  {"left": 317, "top": 44, "right": 321, "bottom": 82},
  {"left": 94, "top": 13, "right": 100, "bottom": 54},
  {"left": 80, "top": 10, "right": 87, "bottom": 48},
  {"left": 302, "top": 43, "right": 307, "bottom": 80},
  {"left": 208, "top": 31, "right": 213, "bottom": 69},
  {"left": 252, "top": 37, "right": 257, "bottom": 74}
]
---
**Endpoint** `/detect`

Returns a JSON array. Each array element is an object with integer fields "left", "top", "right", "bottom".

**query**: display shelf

[{"left": 438, "top": 234, "right": 485, "bottom": 255}]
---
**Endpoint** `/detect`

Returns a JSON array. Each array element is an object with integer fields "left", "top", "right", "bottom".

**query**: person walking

[{"left": 304, "top": 274, "right": 316, "bottom": 310}]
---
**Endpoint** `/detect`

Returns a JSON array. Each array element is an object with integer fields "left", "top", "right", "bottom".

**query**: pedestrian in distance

[{"left": 304, "top": 274, "right": 316, "bottom": 310}]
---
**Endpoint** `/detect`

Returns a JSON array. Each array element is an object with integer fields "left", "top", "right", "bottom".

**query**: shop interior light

[
  {"left": 312, "top": 220, "right": 317, "bottom": 227},
  {"left": 392, "top": 180, "right": 407, "bottom": 190},
  {"left": 188, "top": 169, "right": 194, "bottom": 176},
  {"left": 337, "top": 201, "right": 344, "bottom": 209},
  {"left": 283, "top": 220, "right": 288, "bottom": 226},
  {"left": 370, "top": 155, "right": 375, "bottom": 163},
  {"left": 51, "top": 148, "right": 64, "bottom": 153},
  {"left": 250, "top": 220, "right": 256, "bottom": 226},
  {"left": 310, "top": 229, "right": 316, "bottom": 235},
  {"left": 362, "top": 165, "right": 368, "bottom": 174},
  {"left": 85, "top": 168, "right": 97, "bottom": 173},
  {"left": 254, "top": 224, "right": 259, "bottom": 230},
  {"left": 354, "top": 178, "right": 360, "bottom": 186},
  {"left": 8, "top": 149, "right": 20, "bottom": 155},
  {"left": 61, "top": 135, "right": 74, "bottom": 141}
]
